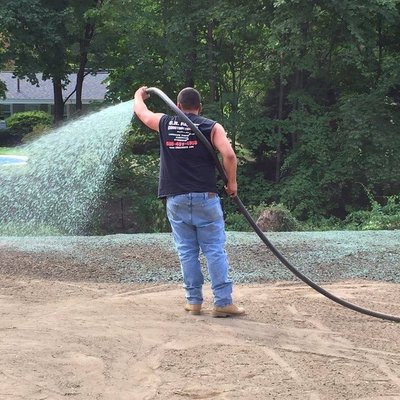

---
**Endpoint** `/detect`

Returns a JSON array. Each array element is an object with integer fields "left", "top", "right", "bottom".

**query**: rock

[{"left": 255, "top": 208, "right": 297, "bottom": 232}]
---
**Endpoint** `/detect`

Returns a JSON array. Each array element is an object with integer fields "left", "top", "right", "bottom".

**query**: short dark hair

[{"left": 177, "top": 87, "right": 201, "bottom": 110}]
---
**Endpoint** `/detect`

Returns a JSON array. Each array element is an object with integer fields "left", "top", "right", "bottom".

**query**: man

[{"left": 134, "top": 86, "right": 245, "bottom": 317}]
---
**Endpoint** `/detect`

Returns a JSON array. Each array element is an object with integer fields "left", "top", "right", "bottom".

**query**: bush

[
  {"left": 301, "top": 216, "right": 345, "bottom": 231},
  {"left": 6, "top": 111, "right": 52, "bottom": 138},
  {"left": 126, "top": 125, "right": 159, "bottom": 155},
  {"left": 0, "top": 127, "right": 18, "bottom": 146},
  {"left": 225, "top": 211, "right": 252, "bottom": 231},
  {"left": 95, "top": 146, "right": 170, "bottom": 234},
  {"left": 345, "top": 194, "right": 400, "bottom": 230},
  {"left": 21, "top": 123, "right": 51, "bottom": 144}
]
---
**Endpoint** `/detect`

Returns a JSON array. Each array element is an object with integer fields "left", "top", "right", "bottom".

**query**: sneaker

[
  {"left": 212, "top": 304, "right": 245, "bottom": 318},
  {"left": 184, "top": 303, "right": 202, "bottom": 315}
]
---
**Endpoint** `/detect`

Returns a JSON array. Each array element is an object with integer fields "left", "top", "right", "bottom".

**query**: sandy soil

[
  {"left": 1, "top": 276, "right": 400, "bottom": 400},
  {"left": 1, "top": 231, "right": 399, "bottom": 399}
]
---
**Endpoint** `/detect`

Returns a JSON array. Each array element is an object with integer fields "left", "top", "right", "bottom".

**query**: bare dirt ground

[{"left": 0, "top": 232, "right": 400, "bottom": 399}]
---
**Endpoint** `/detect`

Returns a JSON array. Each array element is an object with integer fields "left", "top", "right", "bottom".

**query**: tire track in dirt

[{"left": 1, "top": 278, "right": 400, "bottom": 399}]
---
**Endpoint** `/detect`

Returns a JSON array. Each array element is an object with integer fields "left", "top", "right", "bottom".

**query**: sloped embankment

[{"left": 0, "top": 230, "right": 398, "bottom": 284}]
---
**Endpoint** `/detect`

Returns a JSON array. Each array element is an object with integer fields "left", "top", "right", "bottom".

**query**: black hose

[{"left": 145, "top": 86, "right": 400, "bottom": 323}]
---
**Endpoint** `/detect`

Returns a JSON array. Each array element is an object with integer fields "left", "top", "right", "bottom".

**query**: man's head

[{"left": 177, "top": 87, "right": 202, "bottom": 114}]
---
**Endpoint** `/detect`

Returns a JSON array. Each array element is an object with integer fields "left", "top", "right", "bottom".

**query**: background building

[{"left": 0, "top": 72, "right": 108, "bottom": 120}]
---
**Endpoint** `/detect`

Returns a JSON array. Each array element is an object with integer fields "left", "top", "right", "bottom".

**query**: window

[
  {"left": 0, "top": 104, "right": 11, "bottom": 119},
  {"left": 13, "top": 104, "right": 26, "bottom": 113},
  {"left": 24, "top": 104, "right": 40, "bottom": 112}
]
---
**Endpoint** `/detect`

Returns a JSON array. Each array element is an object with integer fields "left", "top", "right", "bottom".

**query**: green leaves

[
  {"left": 1, "top": 0, "right": 399, "bottom": 230},
  {"left": 6, "top": 111, "right": 52, "bottom": 137},
  {"left": 0, "top": 80, "right": 6, "bottom": 99}
]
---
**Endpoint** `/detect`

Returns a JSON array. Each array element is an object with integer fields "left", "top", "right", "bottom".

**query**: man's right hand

[
  {"left": 133, "top": 86, "right": 164, "bottom": 132},
  {"left": 134, "top": 86, "right": 150, "bottom": 101}
]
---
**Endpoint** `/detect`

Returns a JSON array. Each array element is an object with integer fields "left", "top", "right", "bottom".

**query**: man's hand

[
  {"left": 134, "top": 86, "right": 150, "bottom": 101},
  {"left": 133, "top": 85, "right": 164, "bottom": 132},
  {"left": 225, "top": 181, "right": 238, "bottom": 198},
  {"left": 211, "top": 123, "right": 238, "bottom": 198}
]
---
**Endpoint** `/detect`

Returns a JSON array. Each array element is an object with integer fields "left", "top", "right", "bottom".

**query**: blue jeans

[{"left": 166, "top": 192, "right": 233, "bottom": 307}]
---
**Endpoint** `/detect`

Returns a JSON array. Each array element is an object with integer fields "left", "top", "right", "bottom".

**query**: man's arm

[
  {"left": 211, "top": 123, "right": 238, "bottom": 197},
  {"left": 133, "top": 86, "right": 164, "bottom": 132}
]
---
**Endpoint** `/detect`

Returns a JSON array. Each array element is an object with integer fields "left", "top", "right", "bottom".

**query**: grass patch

[{"left": 0, "top": 146, "right": 26, "bottom": 155}]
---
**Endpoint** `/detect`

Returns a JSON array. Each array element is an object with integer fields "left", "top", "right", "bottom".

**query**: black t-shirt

[{"left": 158, "top": 113, "right": 218, "bottom": 197}]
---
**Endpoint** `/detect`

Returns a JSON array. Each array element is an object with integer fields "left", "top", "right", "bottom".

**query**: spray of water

[{"left": 0, "top": 100, "right": 134, "bottom": 235}]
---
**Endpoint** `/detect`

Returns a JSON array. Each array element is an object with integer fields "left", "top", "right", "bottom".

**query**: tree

[
  {"left": 95, "top": 0, "right": 400, "bottom": 227},
  {"left": 0, "top": 0, "right": 73, "bottom": 121},
  {"left": 0, "top": 35, "right": 7, "bottom": 99},
  {"left": 0, "top": 80, "right": 6, "bottom": 99},
  {"left": 64, "top": 0, "right": 106, "bottom": 112},
  {"left": 2, "top": 0, "right": 394, "bottom": 228},
  {"left": 0, "top": 0, "right": 108, "bottom": 120}
]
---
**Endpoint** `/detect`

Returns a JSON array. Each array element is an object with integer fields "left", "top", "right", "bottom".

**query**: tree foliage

[
  {"left": 1, "top": 0, "right": 399, "bottom": 230},
  {"left": 0, "top": 0, "right": 107, "bottom": 120},
  {"left": 6, "top": 110, "right": 52, "bottom": 137},
  {"left": 0, "top": 79, "right": 6, "bottom": 99}
]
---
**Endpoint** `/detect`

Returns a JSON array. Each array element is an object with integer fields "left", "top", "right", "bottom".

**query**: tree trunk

[
  {"left": 75, "top": 0, "right": 103, "bottom": 112},
  {"left": 76, "top": 22, "right": 95, "bottom": 112},
  {"left": 76, "top": 57, "right": 87, "bottom": 112},
  {"left": 275, "top": 57, "right": 285, "bottom": 183},
  {"left": 185, "top": 67, "right": 195, "bottom": 88},
  {"left": 185, "top": 29, "right": 197, "bottom": 88},
  {"left": 230, "top": 63, "right": 237, "bottom": 153},
  {"left": 185, "top": 52, "right": 197, "bottom": 87},
  {"left": 377, "top": 15, "right": 383, "bottom": 80},
  {"left": 207, "top": 22, "right": 218, "bottom": 102},
  {"left": 53, "top": 77, "right": 64, "bottom": 122}
]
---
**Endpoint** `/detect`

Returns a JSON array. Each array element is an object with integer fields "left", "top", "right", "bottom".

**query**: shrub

[
  {"left": 225, "top": 211, "right": 252, "bottom": 231},
  {"left": 126, "top": 125, "right": 159, "bottom": 154},
  {"left": 0, "top": 127, "right": 17, "bottom": 146},
  {"left": 301, "top": 216, "right": 345, "bottom": 231},
  {"left": 21, "top": 123, "right": 51, "bottom": 144},
  {"left": 345, "top": 194, "right": 400, "bottom": 230},
  {"left": 6, "top": 111, "right": 52, "bottom": 138},
  {"left": 95, "top": 148, "right": 170, "bottom": 234}
]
